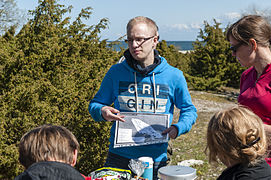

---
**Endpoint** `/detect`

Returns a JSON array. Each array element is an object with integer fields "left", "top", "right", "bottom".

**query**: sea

[{"left": 109, "top": 41, "right": 194, "bottom": 51}]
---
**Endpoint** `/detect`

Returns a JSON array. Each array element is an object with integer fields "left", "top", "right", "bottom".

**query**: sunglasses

[{"left": 230, "top": 42, "right": 243, "bottom": 53}]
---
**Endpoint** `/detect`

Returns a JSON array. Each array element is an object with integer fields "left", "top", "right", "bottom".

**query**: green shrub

[
  {"left": 187, "top": 20, "right": 245, "bottom": 91},
  {"left": 156, "top": 40, "right": 192, "bottom": 74},
  {"left": 0, "top": 0, "right": 121, "bottom": 178}
]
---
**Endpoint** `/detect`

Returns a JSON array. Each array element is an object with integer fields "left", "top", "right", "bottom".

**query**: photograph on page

[{"left": 114, "top": 112, "right": 170, "bottom": 148}]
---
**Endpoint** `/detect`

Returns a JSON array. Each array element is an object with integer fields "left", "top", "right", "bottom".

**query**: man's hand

[
  {"left": 101, "top": 106, "right": 125, "bottom": 122},
  {"left": 162, "top": 125, "right": 178, "bottom": 139}
]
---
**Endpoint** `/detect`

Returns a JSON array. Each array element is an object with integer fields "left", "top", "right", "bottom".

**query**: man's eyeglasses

[
  {"left": 230, "top": 42, "right": 243, "bottom": 53},
  {"left": 125, "top": 36, "right": 155, "bottom": 45}
]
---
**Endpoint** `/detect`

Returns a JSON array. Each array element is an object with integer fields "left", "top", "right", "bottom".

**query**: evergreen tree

[
  {"left": 0, "top": 0, "right": 121, "bottom": 178},
  {"left": 156, "top": 40, "right": 191, "bottom": 75},
  {"left": 187, "top": 20, "right": 245, "bottom": 90}
]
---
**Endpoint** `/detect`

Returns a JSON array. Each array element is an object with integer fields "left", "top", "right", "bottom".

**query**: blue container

[{"left": 139, "top": 157, "right": 153, "bottom": 180}]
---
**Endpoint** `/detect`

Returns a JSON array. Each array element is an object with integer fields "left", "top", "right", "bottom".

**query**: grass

[{"left": 167, "top": 90, "right": 238, "bottom": 180}]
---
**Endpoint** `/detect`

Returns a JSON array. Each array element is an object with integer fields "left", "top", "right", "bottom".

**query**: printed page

[{"left": 114, "top": 112, "right": 169, "bottom": 148}]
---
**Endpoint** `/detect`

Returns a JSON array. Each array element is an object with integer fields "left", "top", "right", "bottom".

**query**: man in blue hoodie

[{"left": 89, "top": 16, "right": 197, "bottom": 179}]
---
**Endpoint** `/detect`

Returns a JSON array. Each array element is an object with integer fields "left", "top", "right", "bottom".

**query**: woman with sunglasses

[{"left": 227, "top": 15, "right": 271, "bottom": 166}]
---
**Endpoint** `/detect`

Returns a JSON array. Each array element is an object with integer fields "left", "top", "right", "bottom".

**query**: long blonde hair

[{"left": 206, "top": 106, "right": 267, "bottom": 165}]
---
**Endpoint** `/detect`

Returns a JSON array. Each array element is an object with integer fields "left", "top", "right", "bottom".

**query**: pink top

[
  {"left": 238, "top": 63, "right": 271, "bottom": 166},
  {"left": 238, "top": 64, "right": 271, "bottom": 124}
]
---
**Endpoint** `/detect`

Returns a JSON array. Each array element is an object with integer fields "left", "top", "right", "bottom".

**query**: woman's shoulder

[
  {"left": 243, "top": 66, "right": 255, "bottom": 75},
  {"left": 240, "top": 67, "right": 255, "bottom": 80}
]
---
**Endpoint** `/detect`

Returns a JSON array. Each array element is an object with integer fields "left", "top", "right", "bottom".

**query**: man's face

[{"left": 127, "top": 22, "right": 158, "bottom": 64}]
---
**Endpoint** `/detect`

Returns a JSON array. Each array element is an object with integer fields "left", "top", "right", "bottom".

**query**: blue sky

[{"left": 17, "top": 0, "right": 271, "bottom": 41}]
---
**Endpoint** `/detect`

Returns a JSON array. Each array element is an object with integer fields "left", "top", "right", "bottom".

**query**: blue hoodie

[{"left": 89, "top": 54, "right": 197, "bottom": 162}]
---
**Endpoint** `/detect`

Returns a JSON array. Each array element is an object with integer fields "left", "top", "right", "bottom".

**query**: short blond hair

[
  {"left": 18, "top": 125, "right": 79, "bottom": 169},
  {"left": 206, "top": 106, "right": 267, "bottom": 165},
  {"left": 126, "top": 16, "right": 158, "bottom": 36}
]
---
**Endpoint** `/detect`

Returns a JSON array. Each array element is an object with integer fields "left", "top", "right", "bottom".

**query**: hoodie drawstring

[
  {"left": 152, "top": 72, "right": 156, "bottom": 113},
  {"left": 134, "top": 72, "right": 156, "bottom": 113},
  {"left": 134, "top": 72, "right": 138, "bottom": 112}
]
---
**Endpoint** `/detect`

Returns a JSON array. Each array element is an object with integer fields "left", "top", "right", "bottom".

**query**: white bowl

[{"left": 158, "top": 165, "right": 197, "bottom": 180}]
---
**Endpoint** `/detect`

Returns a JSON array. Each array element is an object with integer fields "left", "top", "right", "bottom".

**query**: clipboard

[{"left": 114, "top": 112, "right": 170, "bottom": 148}]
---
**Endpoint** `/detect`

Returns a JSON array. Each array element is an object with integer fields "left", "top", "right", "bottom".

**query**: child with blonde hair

[{"left": 206, "top": 106, "right": 271, "bottom": 179}]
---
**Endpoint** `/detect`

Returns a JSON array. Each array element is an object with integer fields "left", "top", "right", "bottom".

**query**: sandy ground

[{"left": 191, "top": 90, "right": 237, "bottom": 113}]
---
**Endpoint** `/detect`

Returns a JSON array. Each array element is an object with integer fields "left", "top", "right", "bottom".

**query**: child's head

[
  {"left": 206, "top": 106, "right": 267, "bottom": 167},
  {"left": 18, "top": 124, "right": 80, "bottom": 169}
]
